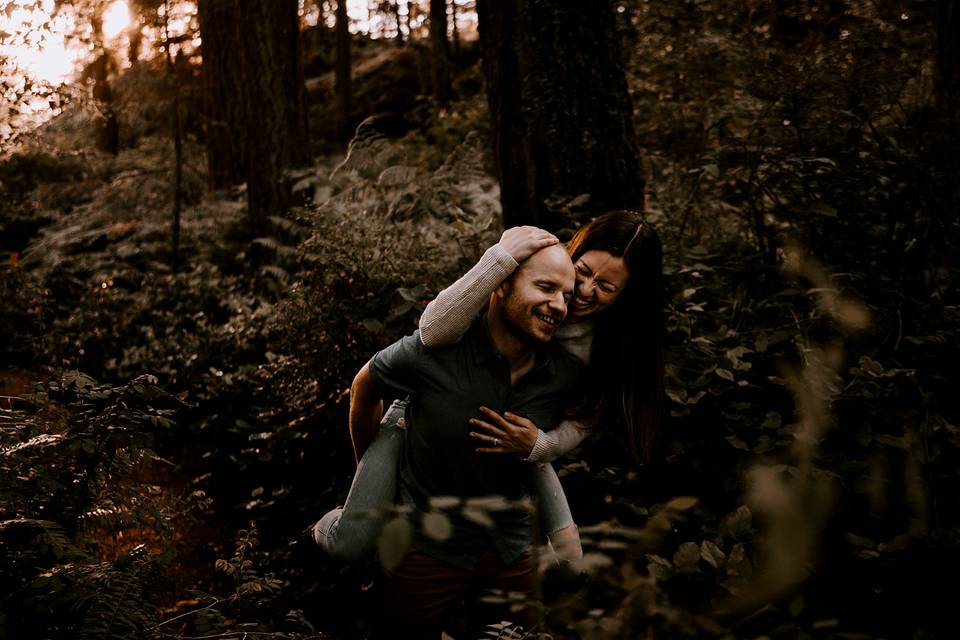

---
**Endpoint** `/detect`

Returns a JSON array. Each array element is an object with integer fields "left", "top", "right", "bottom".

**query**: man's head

[{"left": 493, "top": 244, "right": 575, "bottom": 343}]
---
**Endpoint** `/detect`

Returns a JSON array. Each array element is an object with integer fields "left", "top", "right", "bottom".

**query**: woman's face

[{"left": 569, "top": 249, "right": 630, "bottom": 320}]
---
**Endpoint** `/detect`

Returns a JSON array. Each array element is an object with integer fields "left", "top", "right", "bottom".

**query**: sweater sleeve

[
  {"left": 418, "top": 243, "right": 518, "bottom": 347},
  {"left": 525, "top": 419, "right": 589, "bottom": 462}
]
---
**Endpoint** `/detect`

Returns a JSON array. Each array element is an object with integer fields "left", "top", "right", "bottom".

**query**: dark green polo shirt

[{"left": 368, "top": 316, "right": 583, "bottom": 569}]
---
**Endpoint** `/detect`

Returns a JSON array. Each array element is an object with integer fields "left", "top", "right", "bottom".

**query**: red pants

[{"left": 375, "top": 548, "right": 538, "bottom": 639}]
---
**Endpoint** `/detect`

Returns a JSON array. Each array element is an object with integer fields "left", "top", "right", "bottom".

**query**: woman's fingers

[
  {"left": 469, "top": 422, "right": 512, "bottom": 453},
  {"left": 468, "top": 418, "right": 506, "bottom": 440},
  {"left": 502, "top": 411, "right": 535, "bottom": 429},
  {"left": 499, "top": 227, "right": 559, "bottom": 262},
  {"left": 478, "top": 407, "right": 536, "bottom": 434}
]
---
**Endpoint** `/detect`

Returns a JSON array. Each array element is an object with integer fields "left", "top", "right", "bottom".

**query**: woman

[{"left": 314, "top": 210, "right": 665, "bottom": 563}]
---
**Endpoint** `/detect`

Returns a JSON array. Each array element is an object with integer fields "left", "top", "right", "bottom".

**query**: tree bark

[
  {"left": 198, "top": 0, "right": 310, "bottom": 235},
  {"left": 451, "top": 0, "right": 459, "bottom": 57},
  {"left": 430, "top": 0, "right": 452, "bottom": 107},
  {"left": 406, "top": 0, "right": 414, "bottom": 39},
  {"left": 476, "top": 0, "right": 644, "bottom": 230},
  {"left": 197, "top": 0, "right": 246, "bottom": 188},
  {"left": 394, "top": 0, "right": 404, "bottom": 46},
  {"left": 335, "top": 0, "right": 352, "bottom": 139},
  {"left": 938, "top": 0, "right": 960, "bottom": 100}
]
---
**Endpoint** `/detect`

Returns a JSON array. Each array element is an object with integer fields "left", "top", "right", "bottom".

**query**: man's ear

[{"left": 494, "top": 280, "right": 509, "bottom": 300}]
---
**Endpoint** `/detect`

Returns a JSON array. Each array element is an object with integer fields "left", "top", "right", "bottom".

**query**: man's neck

[{"left": 485, "top": 306, "right": 536, "bottom": 383}]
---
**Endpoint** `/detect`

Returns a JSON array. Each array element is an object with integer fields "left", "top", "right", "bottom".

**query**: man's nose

[{"left": 548, "top": 291, "right": 567, "bottom": 314}]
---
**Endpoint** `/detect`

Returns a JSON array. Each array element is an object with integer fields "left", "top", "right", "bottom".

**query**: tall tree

[
  {"left": 196, "top": 0, "right": 245, "bottom": 187},
  {"left": 392, "top": 0, "right": 404, "bottom": 46},
  {"left": 938, "top": 0, "right": 960, "bottom": 101},
  {"left": 197, "top": 0, "right": 310, "bottom": 235},
  {"left": 429, "top": 0, "right": 452, "bottom": 106},
  {"left": 335, "top": 0, "right": 352, "bottom": 139},
  {"left": 476, "top": 0, "right": 643, "bottom": 230}
]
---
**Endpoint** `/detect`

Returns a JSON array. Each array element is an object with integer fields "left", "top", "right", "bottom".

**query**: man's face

[{"left": 499, "top": 244, "right": 576, "bottom": 343}]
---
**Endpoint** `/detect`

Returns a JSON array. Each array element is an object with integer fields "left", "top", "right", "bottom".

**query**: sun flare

[
  {"left": 102, "top": 0, "right": 130, "bottom": 40},
  {"left": 0, "top": 0, "right": 79, "bottom": 85}
]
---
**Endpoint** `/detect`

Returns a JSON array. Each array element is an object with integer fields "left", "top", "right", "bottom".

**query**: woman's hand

[
  {"left": 469, "top": 407, "right": 540, "bottom": 456},
  {"left": 499, "top": 226, "right": 559, "bottom": 263}
]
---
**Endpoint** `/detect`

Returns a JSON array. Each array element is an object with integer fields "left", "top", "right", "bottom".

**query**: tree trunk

[
  {"left": 163, "top": 2, "right": 183, "bottom": 271},
  {"left": 451, "top": 0, "right": 459, "bottom": 57},
  {"left": 938, "top": 0, "right": 960, "bottom": 100},
  {"left": 335, "top": 0, "right": 352, "bottom": 139},
  {"left": 198, "top": 0, "right": 310, "bottom": 236},
  {"left": 476, "top": 0, "right": 644, "bottom": 230},
  {"left": 88, "top": 16, "right": 118, "bottom": 155},
  {"left": 197, "top": 0, "right": 246, "bottom": 188},
  {"left": 429, "top": 0, "right": 452, "bottom": 106},
  {"left": 394, "top": 0, "right": 404, "bottom": 46},
  {"left": 406, "top": 0, "right": 413, "bottom": 39}
]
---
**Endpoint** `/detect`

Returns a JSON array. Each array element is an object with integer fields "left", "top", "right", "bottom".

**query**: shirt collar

[{"left": 470, "top": 313, "right": 556, "bottom": 374}]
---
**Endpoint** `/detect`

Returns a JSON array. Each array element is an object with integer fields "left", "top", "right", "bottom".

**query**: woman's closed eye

[{"left": 576, "top": 262, "right": 618, "bottom": 294}]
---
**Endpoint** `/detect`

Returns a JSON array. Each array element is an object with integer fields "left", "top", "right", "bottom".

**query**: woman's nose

[{"left": 576, "top": 278, "right": 594, "bottom": 299}]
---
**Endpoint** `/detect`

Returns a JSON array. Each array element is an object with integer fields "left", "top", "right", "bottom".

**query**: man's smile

[{"left": 534, "top": 311, "right": 561, "bottom": 327}]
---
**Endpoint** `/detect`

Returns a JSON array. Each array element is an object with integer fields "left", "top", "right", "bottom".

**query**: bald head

[
  {"left": 515, "top": 243, "right": 575, "bottom": 283},
  {"left": 492, "top": 244, "right": 575, "bottom": 343}
]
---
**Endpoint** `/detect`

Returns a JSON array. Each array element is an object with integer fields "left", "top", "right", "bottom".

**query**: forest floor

[{"left": 2, "top": 5, "right": 960, "bottom": 639}]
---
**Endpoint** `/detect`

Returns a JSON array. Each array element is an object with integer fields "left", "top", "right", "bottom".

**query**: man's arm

[{"left": 349, "top": 361, "right": 383, "bottom": 464}]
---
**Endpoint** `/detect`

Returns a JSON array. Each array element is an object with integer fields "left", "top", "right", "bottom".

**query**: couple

[{"left": 315, "top": 210, "right": 664, "bottom": 637}]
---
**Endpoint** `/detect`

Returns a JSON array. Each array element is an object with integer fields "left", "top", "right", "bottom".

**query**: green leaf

[
  {"left": 428, "top": 496, "right": 461, "bottom": 509},
  {"left": 673, "top": 542, "right": 701, "bottom": 568},
  {"left": 725, "top": 435, "right": 749, "bottom": 451},
  {"left": 700, "top": 540, "right": 726, "bottom": 569},
  {"left": 723, "top": 506, "right": 753, "bottom": 539},
  {"left": 645, "top": 553, "right": 672, "bottom": 579},
  {"left": 665, "top": 496, "right": 698, "bottom": 511},
  {"left": 462, "top": 508, "right": 494, "bottom": 528},
  {"left": 715, "top": 368, "right": 735, "bottom": 382},
  {"left": 377, "top": 517, "right": 413, "bottom": 571},
  {"left": 844, "top": 533, "right": 876, "bottom": 549},
  {"left": 760, "top": 412, "right": 782, "bottom": 430},
  {"left": 576, "top": 552, "right": 614, "bottom": 573},
  {"left": 422, "top": 512, "right": 452, "bottom": 541},
  {"left": 568, "top": 193, "right": 591, "bottom": 208}
]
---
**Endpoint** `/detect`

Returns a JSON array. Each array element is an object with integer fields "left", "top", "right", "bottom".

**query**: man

[{"left": 350, "top": 243, "right": 582, "bottom": 638}]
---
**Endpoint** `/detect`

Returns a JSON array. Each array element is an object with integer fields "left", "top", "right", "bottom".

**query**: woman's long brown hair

[{"left": 566, "top": 210, "right": 665, "bottom": 465}]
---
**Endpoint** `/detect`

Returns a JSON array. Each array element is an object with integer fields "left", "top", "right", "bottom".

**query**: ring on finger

[{"left": 494, "top": 438, "right": 499, "bottom": 447}]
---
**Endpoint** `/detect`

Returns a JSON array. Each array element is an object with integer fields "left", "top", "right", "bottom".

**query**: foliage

[
  {"left": 0, "top": 372, "right": 188, "bottom": 639},
  {"left": 0, "top": 1, "right": 958, "bottom": 638}
]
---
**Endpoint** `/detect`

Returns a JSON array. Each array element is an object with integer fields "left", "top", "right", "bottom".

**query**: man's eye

[
  {"left": 599, "top": 283, "right": 617, "bottom": 293},
  {"left": 576, "top": 264, "right": 590, "bottom": 276}
]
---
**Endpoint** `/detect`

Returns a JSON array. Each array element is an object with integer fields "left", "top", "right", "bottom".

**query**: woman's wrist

[{"left": 524, "top": 429, "right": 547, "bottom": 462}]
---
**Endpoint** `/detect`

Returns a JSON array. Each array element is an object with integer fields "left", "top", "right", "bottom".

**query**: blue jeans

[{"left": 314, "top": 399, "right": 576, "bottom": 562}]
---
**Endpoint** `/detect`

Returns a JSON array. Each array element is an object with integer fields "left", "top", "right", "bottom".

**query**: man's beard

[{"left": 501, "top": 295, "right": 552, "bottom": 344}]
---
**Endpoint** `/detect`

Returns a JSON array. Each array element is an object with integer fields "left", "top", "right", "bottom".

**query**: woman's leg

[
  {"left": 314, "top": 398, "right": 408, "bottom": 562},
  {"left": 528, "top": 462, "right": 582, "bottom": 562}
]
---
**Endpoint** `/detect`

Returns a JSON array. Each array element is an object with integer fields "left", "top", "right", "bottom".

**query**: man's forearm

[{"left": 348, "top": 362, "right": 384, "bottom": 464}]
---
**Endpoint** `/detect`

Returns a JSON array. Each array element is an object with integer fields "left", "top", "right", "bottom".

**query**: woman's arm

[
  {"left": 469, "top": 410, "right": 590, "bottom": 462},
  {"left": 526, "top": 419, "right": 589, "bottom": 462},
  {"left": 419, "top": 227, "right": 558, "bottom": 347}
]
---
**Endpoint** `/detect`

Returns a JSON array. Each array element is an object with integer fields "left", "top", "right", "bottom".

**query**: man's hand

[
  {"left": 469, "top": 407, "right": 540, "bottom": 457},
  {"left": 499, "top": 226, "right": 560, "bottom": 263},
  {"left": 349, "top": 362, "right": 383, "bottom": 464}
]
